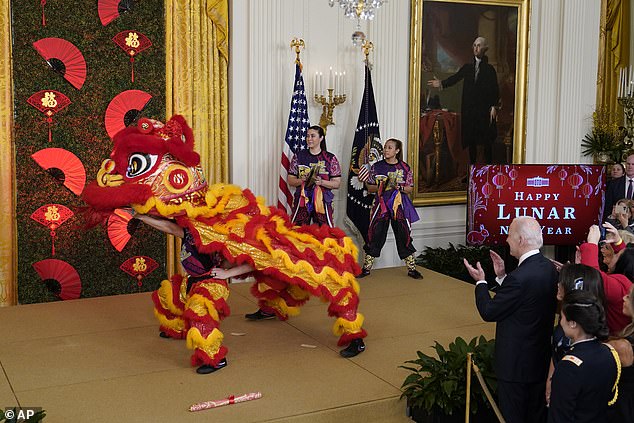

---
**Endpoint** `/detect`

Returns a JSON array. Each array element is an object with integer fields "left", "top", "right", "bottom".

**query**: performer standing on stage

[
  {"left": 287, "top": 125, "right": 341, "bottom": 227},
  {"left": 358, "top": 138, "right": 423, "bottom": 279}
]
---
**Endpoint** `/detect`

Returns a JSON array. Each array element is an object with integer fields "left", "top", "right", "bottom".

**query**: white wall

[{"left": 230, "top": 0, "right": 600, "bottom": 269}]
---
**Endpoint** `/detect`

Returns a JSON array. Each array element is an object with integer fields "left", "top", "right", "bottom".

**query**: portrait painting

[{"left": 407, "top": 0, "right": 529, "bottom": 206}]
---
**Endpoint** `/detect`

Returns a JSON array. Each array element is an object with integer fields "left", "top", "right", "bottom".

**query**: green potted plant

[
  {"left": 415, "top": 243, "right": 505, "bottom": 284},
  {"left": 400, "top": 336, "right": 497, "bottom": 423},
  {"left": 580, "top": 107, "right": 623, "bottom": 163}
]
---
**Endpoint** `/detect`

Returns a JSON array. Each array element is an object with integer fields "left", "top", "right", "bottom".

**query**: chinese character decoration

[
  {"left": 120, "top": 256, "right": 158, "bottom": 289},
  {"left": 113, "top": 31, "right": 152, "bottom": 82},
  {"left": 27, "top": 90, "right": 71, "bottom": 143},
  {"left": 31, "top": 204, "right": 74, "bottom": 256}
]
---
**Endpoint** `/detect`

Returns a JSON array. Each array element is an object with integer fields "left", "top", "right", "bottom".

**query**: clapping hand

[{"left": 463, "top": 258, "right": 485, "bottom": 282}]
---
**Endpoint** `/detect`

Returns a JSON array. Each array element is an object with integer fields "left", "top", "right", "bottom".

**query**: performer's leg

[
  {"left": 151, "top": 274, "right": 188, "bottom": 339},
  {"left": 314, "top": 203, "right": 334, "bottom": 227},
  {"left": 390, "top": 214, "right": 423, "bottom": 279},
  {"left": 360, "top": 214, "right": 390, "bottom": 277},
  {"left": 247, "top": 276, "right": 303, "bottom": 320},
  {"left": 327, "top": 287, "right": 367, "bottom": 357},
  {"left": 291, "top": 205, "right": 310, "bottom": 226},
  {"left": 182, "top": 279, "right": 231, "bottom": 373}
]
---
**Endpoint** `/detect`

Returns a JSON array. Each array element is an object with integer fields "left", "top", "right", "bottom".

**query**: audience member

[
  {"left": 464, "top": 216, "right": 557, "bottom": 423},
  {"left": 604, "top": 154, "right": 634, "bottom": 221},
  {"left": 612, "top": 163, "right": 625, "bottom": 179},
  {"left": 606, "top": 199, "right": 634, "bottom": 233},
  {"left": 548, "top": 290, "right": 619, "bottom": 423}
]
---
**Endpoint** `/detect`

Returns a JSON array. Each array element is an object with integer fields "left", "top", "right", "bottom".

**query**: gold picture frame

[{"left": 408, "top": 0, "right": 529, "bottom": 206}]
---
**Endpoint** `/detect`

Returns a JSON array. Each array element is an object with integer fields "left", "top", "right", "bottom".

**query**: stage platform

[{"left": 0, "top": 266, "right": 494, "bottom": 423}]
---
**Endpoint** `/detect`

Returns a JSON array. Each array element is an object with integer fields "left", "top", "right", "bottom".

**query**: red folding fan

[
  {"left": 33, "top": 258, "right": 81, "bottom": 300},
  {"left": 107, "top": 209, "right": 139, "bottom": 252},
  {"left": 27, "top": 90, "right": 71, "bottom": 142},
  {"left": 31, "top": 204, "right": 74, "bottom": 256},
  {"left": 98, "top": 0, "right": 134, "bottom": 26},
  {"left": 33, "top": 38, "right": 87, "bottom": 90},
  {"left": 120, "top": 256, "right": 159, "bottom": 288},
  {"left": 104, "top": 90, "right": 152, "bottom": 139},
  {"left": 113, "top": 31, "right": 151, "bottom": 82},
  {"left": 31, "top": 148, "right": 86, "bottom": 196}
]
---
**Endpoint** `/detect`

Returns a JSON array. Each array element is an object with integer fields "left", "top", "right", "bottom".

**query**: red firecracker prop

[
  {"left": 27, "top": 90, "right": 71, "bottom": 143},
  {"left": 120, "top": 256, "right": 158, "bottom": 288},
  {"left": 33, "top": 38, "right": 87, "bottom": 90},
  {"left": 31, "top": 148, "right": 86, "bottom": 196},
  {"left": 113, "top": 31, "right": 151, "bottom": 82},
  {"left": 32, "top": 258, "right": 82, "bottom": 300},
  {"left": 31, "top": 204, "right": 74, "bottom": 256},
  {"left": 98, "top": 0, "right": 134, "bottom": 26},
  {"left": 107, "top": 209, "right": 139, "bottom": 252},
  {"left": 104, "top": 89, "right": 152, "bottom": 139}
]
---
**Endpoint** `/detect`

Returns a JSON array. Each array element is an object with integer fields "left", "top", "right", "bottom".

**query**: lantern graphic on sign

[
  {"left": 481, "top": 180, "right": 493, "bottom": 204},
  {"left": 558, "top": 168, "right": 569, "bottom": 186},
  {"left": 120, "top": 256, "right": 158, "bottom": 289},
  {"left": 508, "top": 166, "right": 518, "bottom": 186},
  {"left": 567, "top": 171, "right": 583, "bottom": 193},
  {"left": 31, "top": 204, "right": 74, "bottom": 256},
  {"left": 492, "top": 170, "right": 508, "bottom": 197},
  {"left": 581, "top": 182, "right": 593, "bottom": 205}
]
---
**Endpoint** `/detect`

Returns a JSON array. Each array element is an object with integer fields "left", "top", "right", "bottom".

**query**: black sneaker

[
  {"left": 408, "top": 269, "right": 423, "bottom": 279},
  {"left": 196, "top": 357, "right": 227, "bottom": 374},
  {"left": 339, "top": 338, "right": 366, "bottom": 358},
  {"left": 357, "top": 269, "right": 371, "bottom": 278},
  {"left": 159, "top": 331, "right": 170, "bottom": 338},
  {"left": 245, "top": 309, "right": 276, "bottom": 320}
]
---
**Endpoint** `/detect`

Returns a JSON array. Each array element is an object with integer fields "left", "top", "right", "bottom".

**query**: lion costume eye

[{"left": 126, "top": 153, "right": 158, "bottom": 178}]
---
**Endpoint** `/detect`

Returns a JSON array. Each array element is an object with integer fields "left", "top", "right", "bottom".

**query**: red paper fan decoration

[
  {"left": 113, "top": 31, "right": 151, "bottom": 82},
  {"left": 31, "top": 204, "right": 74, "bottom": 256},
  {"left": 27, "top": 90, "right": 71, "bottom": 143},
  {"left": 104, "top": 90, "right": 152, "bottom": 139},
  {"left": 107, "top": 209, "right": 139, "bottom": 252},
  {"left": 98, "top": 0, "right": 134, "bottom": 26},
  {"left": 120, "top": 256, "right": 159, "bottom": 288},
  {"left": 33, "top": 259, "right": 81, "bottom": 300},
  {"left": 31, "top": 148, "right": 86, "bottom": 196},
  {"left": 33, "top": 38, "right": 87, "bottom": 90}
]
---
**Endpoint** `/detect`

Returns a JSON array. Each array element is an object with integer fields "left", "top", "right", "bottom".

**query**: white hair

[
  {"left": 513, "top": 216, "right": 543, "bottom": 249},
  {"left": 474, "top": 36, "right": 489, "bottom": 53}
]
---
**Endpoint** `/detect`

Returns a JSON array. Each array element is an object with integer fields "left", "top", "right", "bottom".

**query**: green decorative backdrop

[{"left": 12, "top": 0, "right": 167, "bottom": 303}]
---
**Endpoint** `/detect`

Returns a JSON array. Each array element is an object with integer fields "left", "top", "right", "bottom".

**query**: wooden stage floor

[{"left": 0, "top": 267, "right": 494, "bottom": 422}]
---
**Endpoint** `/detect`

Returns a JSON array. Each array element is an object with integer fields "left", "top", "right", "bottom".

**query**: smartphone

[
  {"left": 599, "top": 225, "right": 607, "bottom": 241},
  {"left": 619, "top": 205, "right": 629, "bottom": 214}
]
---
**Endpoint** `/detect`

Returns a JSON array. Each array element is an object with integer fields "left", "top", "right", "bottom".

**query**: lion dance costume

[{"left": 82, "top": 115, "right": 367, "bottom": 371}]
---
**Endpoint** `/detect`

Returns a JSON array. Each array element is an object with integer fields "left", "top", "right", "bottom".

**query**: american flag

[{"left": 278, "top": 62, "right": 310, "bottom": 214}]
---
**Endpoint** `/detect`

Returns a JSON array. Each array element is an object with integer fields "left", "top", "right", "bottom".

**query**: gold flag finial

[{"left": 290, "top": 38, "right": 305, "bottom": 66}]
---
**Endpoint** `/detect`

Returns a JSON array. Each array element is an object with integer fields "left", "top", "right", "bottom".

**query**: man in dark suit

[
  {"left": 604, "top": 153, "right": 634, "bottom": 221},
  {"left": 464, "top": 216, "right": 558, "bottom": 423},
  {"left": 428, "top": 36, "right": 499, "bottom": 164}
]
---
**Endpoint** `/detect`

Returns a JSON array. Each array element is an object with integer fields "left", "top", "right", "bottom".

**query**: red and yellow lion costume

[{"left": 83, "top": 115, "right": 366, "bottom": 368}]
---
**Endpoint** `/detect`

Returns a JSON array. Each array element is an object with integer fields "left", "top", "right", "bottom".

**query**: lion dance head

[{"left": 83, "top": 115, "right": 208, "bottom": 218}]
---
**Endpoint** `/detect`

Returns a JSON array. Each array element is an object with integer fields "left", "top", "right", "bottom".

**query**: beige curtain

[
  {"left": 165, "top": 0, "right": 229, "bottom": 276},
  {"left": 597, "top": 0, "right": 630, "bottom": 117},
  {"left": 0, "top": 0, "right": 16, "bottom": 306}
]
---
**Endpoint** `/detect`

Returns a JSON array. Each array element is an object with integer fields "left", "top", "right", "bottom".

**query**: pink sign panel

[{"left": 467, "top": 165, "right": 606, "bottom": 246}]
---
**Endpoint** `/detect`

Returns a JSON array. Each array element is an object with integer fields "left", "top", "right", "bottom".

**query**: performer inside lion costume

[{"left": 83, "top": 115, "right": 367, "bottom": 374}]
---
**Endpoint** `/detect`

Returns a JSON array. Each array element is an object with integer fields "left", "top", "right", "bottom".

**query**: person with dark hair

[
  {"left": 604, "top": 154, "right": 634, "bottom": 221},
  {"left": 358, "top": 138, "right": 423, "bottom": 279},
  {"left": 580, "top": 223, "right": 632, "bottom": 335},
  {"left": 464, "top": 216, "right": 558, "bottom": 423},
  {"left": 545, "top": 263, "right": 605, "bottom": 406},
  {"left": 427, "top": 36, "right": 499, "bottom": 164},
  {"left": 287, "top": 125, "right": 341, "bottom": 227},
  {"left": 612, "top": 163, "right": 625, "bottom": 180},
  {"left": 548, "top": 290, "right": 619, "bottom": 423}
]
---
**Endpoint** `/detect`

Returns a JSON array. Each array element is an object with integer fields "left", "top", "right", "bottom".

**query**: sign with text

[{"left": 467, "top": 164, "right": 606, "bottom": 246}]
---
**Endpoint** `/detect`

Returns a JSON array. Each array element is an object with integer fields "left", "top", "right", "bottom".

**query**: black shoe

[
  {"left": 196, "top": 358, "right": 227, "bottom": 374},
  {"left": 159, "top": 331, "right": 170, "bottom": 338},
  {"left": 245, "top": 309, "right": 276, "bottom": 320},
  {"left": 340, "top": 338, "right": 366, "bottom": 358},
  {"left": 407, "top": 269, "right": 423, "bottom": 279},
  {"left": 357, "top": 269, "right": 371, "bottom": 278}
]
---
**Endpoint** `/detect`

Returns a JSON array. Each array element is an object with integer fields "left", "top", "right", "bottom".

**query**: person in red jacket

[{"left": 579, "top": 223, "right": 632, "bottom": 335}]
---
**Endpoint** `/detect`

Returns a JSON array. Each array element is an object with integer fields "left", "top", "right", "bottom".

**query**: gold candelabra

[
  {"left": 618, "top": 95, "right": 634, "bottom": 158},
  {"left": 314, "top": 89, "right": 346, "bottom": 130}
]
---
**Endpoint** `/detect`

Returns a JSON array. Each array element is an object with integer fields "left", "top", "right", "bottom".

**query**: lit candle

[
  {"left": 334, "top": 72, "right": 339, "bottom": 95},
  {"left": 619, "top": 68, "right": 623, "bottom": 97},
  {"left": 314, "top": 71, "right": 318, "bottom": 96},
  {"left": 329, "top": 67, "right": 334, "bottom": 89},
  {"left": 319, "top": 72, "right": 323, "bottom": 94}
]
